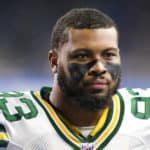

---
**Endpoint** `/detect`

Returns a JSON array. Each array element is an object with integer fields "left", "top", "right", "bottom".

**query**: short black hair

[{"left": 51, "top": 8, "right": 118, "bottom": 50}]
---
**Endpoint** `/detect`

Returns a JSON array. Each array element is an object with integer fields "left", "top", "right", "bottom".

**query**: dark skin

[
  {"left": 49, "top": 27, "right": 120, "bottom": 126},
  {"left": 68, "top": 60, "right": 121, "bottom": 83},
  {"left": 57, "top": 60, "right": 120, "bottom": 111}
]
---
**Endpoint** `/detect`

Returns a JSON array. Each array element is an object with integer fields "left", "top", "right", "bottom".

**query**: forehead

[{"left": 66, "top": 27, "right": 118, "bottom": 51}]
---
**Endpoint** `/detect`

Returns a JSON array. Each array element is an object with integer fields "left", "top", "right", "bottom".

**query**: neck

[{"left": 50, "top": 83, "right": 105, "bottom": 126}]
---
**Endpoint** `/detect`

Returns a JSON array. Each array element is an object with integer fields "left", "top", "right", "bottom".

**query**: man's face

[{"left": 56, "top": 27, "right": 120, "bottom": 111}]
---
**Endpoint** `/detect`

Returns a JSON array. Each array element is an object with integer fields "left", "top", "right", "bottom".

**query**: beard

[{"left": 57, "top": 65, "right": 121, "bottom": 111}]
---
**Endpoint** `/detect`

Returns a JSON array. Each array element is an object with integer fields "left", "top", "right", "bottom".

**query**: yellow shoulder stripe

[{"left": 0, "top": 132, "right": 8, "bottom": 140}]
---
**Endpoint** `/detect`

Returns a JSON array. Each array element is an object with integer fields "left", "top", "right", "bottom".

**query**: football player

[{"left": 0, "top": 8, "right": 150, "bottom": 150}]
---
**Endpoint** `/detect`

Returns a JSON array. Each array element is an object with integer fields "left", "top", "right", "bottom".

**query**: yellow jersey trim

[
  {"left": 33, "top": 92, "right": 123, "bottom": 149},
  {"left": 0, "top": 132, "right": 8, "bottom": 140}
]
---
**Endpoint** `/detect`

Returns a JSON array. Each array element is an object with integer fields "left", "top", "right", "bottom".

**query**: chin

[{"left": 87, "top": 88, "right": 110, "bottom": 97}]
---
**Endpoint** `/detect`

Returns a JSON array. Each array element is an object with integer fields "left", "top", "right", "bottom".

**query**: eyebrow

[
  {"left": 72, "top": 48, "right": 92, "bottom": 52},
  {"left": 72, "top": 47, "right": 119, "bottom": 53},
  {"left": 102, "top": 47, "right": 119, "bottom": 51},
  {"left": 70, "top": 48, "right": 93, "bottom": 55}
]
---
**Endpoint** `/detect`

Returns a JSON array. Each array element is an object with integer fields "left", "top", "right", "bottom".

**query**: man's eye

[
  {"left": 76, "top": 54, "right": 89, "bottom": 60},
  {"left": 104, "top": 52, "right": 116, "bottom": 59}
]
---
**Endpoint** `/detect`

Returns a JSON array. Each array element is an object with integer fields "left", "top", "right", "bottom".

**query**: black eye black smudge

[
  {"left": 68, "top": 60, "right": 97, "bottom": 82},
  {"left": 68, "top": 60, "right": 121, "bottom": 82},
  {"left": 105, "top": 63, "right": 121, "bottom": 80}
]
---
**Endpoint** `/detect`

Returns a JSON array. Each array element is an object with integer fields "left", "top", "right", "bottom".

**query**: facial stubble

[{"left": 57, "top": 61, "right": 121, "bottom": 111}]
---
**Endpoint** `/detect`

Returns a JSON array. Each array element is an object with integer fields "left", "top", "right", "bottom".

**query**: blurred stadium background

[{"left": 0, "top": 0, "right": 150, "bottom": 91}]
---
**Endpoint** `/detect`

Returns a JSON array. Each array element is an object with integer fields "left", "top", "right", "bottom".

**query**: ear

[{"left": 48, "top": 50, "right": 58, "bottom": 73}]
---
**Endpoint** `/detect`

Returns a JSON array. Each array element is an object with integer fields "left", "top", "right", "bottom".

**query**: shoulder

[
  {"left": 117, "top": 88, "right": 150, "bottom": 98},
  {"left": 0, "top": 89, "right": 54, "bottom": 149},
  {"left": 116, "top": 89, "right": 150, "bottom": 148},
  {"left": 0, "top": 90, "right": 34, "bottom": 98},
  {"left": 0, "top": 90, "right": 37, "bottom": 148},
  {"left": 0, "top": 90, "right": 39, "bottom": 106},
  {"left": 0, "top": 90, "right": 41, "bottom": 122},
  {"left": 117, "top": 88, "right": 150, "bottom": 120},
  {"left": 0, "top": 90, "right": 33, "bottom": 105},
  {"left": 117, "top": 88, "right": 150, "bottom": 109}
]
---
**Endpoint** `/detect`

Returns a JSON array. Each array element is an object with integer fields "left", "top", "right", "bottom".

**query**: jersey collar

[{"left": 32, "top": 89, "right": 124, "bottom": 150}]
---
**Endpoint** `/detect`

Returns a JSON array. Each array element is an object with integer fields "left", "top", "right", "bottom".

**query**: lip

[{"left": 86, "top": 80, "right": 108, "bottom": 90}]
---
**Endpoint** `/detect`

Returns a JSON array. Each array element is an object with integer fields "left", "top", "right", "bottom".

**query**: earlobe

[{"left": 48, "top": 50, "right": 58, "bottom": 73}]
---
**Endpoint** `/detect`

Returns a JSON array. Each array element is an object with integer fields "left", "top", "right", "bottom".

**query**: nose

[{"left": 88, "top": 60, "right": 107, "bottom": 76}]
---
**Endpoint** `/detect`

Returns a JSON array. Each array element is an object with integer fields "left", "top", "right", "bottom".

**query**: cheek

[
  {"left": 68, "top": 61, "right": 121, "bottom": 82},
  {"left": 105, "top": 63, "right": 121, "bottom": 80},
  {"left": 68, "top": 61, "right": 97, "bottom": 82}
]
